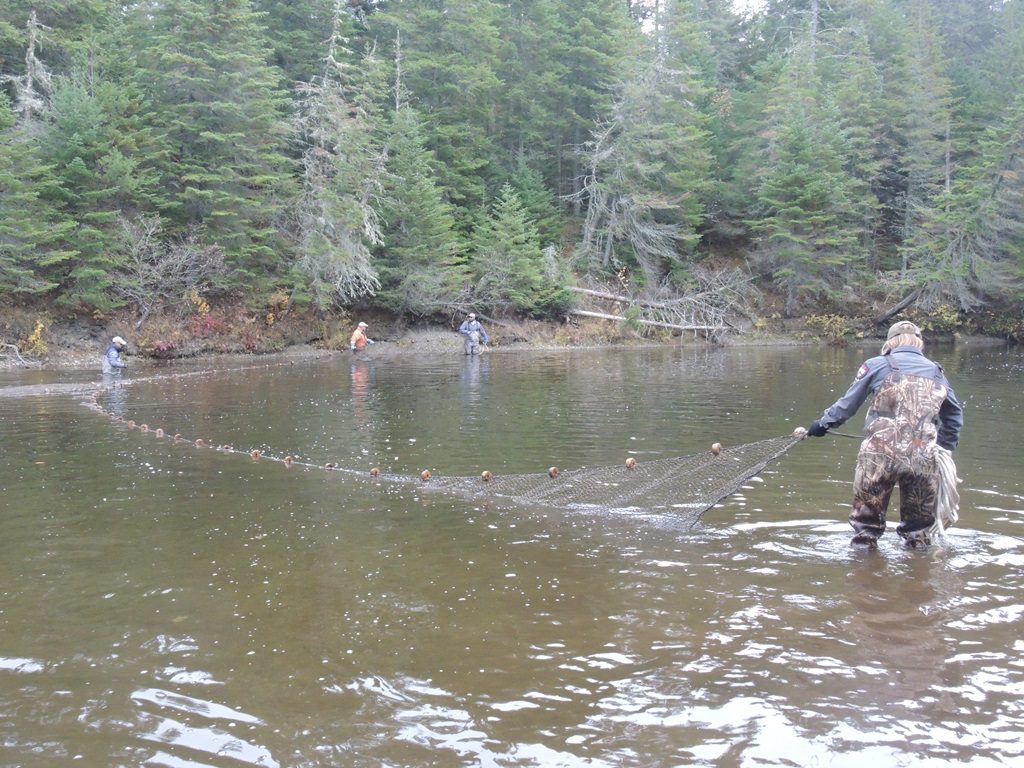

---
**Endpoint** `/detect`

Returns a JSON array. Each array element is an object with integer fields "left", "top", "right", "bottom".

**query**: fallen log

[
  {"left": 568, "top": 286, "right": 682, "bottom": 308},
  {"left": 568, "top": 309, "right": 725, "bottom": 332},
  {"left": 2, "top": 343, "right": 34, "bottom": 366},
  {"left": 871, "top": 288, "right": 920, "bottom": 326}
]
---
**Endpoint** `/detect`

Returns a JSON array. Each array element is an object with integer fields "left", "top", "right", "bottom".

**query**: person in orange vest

[{"left": 350, "top": 321, "right": 374, "bottom": 352}]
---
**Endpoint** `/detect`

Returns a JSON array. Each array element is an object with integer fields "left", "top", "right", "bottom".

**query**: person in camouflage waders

[{"left": 806, "top": 321, "right": 963, "bottom": 549}]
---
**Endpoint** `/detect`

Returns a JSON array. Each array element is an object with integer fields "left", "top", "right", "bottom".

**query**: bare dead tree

[
  {"left": 571, "top": 265, "right": 753, "bottom": 339},
  {"left": 0, "top": 11, "right": 53, "bottom": 128},
  {"left": 112, "top": 216, "right": 227, "bottom": 329}
]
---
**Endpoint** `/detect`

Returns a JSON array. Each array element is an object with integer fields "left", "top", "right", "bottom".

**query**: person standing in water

[
  {"left": 806, "top": 320, "right": 963, "bottom": 549},
  {"left": 458, "top": 312, "right": 489, "bottom": 355},
  {"left": 102, "top": 336, "right": 128, "bottom": 375},
  {"left": 350, "top": 321, "right": 374, "bottom": 352}
]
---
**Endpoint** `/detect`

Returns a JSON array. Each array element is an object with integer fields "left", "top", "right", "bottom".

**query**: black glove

[{"left": 807, "top": 420, "right": 828, "bottom": 437}]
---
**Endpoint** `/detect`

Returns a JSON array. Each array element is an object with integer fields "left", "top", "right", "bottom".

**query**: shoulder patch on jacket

[{"left": 854, "top": 362, "right": 870, "bottom": 381}]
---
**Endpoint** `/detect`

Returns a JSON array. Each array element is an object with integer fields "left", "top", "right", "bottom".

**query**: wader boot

[{"left": 850, "top": 360, "right": 948, "bottom": 548}]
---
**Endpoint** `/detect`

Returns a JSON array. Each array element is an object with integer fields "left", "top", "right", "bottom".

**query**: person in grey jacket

[
  {"left": 102, "top": 336, "right": 128, "bottom": 375},
  {"left": 806, "top": 320, "right": 963, "bottom": 549},
  {"left": 458, "top": 313, "right": 489, "bottom": 355}
]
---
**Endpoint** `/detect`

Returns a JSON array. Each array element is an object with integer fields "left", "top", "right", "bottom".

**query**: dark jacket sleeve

[
  {"left": 818, "top": 359, "right": 882, "bottom": 429},
  {"left": 937, "top": 380, "right": 963, "bottom": 451}
]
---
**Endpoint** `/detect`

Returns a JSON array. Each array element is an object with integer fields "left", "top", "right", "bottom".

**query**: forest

[{"left": 1, "top": 0, "right": 1023, "bottom": 349}]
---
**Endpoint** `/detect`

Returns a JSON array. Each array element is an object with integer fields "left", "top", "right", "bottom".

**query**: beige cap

[
  {"left": 886, "top": 321, "right": 921, "bottom": 340},
  {"left": 358, "top": 321, "right": 368, "bottom": 328},
  {"left": 112, "top": 336, "right": 127, "bottom": 346}
]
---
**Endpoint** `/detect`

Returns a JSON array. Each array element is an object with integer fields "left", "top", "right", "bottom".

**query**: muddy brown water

[{"left": 1, "top": 342, "right": 1021, "bottom": 767}]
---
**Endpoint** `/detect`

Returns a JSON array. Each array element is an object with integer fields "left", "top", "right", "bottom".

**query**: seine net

[
  {"left": 83, "top": 376, "right": 805, "bottom": 522},
  {"left": 419, "top": 434, "right": 805, "bottom": 516}
]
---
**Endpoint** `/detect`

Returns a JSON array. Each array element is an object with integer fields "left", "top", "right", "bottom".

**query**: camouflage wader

[
  {"left": 464, "top": 330, "right": 481, "bottom": 355},
  {"left": 851, "top": 362, "right": 948, "bottom": 546}
]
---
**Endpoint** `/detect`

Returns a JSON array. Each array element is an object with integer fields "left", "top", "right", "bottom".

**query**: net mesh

[
  {"left": 80, "top": 376, "right": 804, "bottom": 521},
  {"left": 417, "top": 434, "right": 804, "bottom": 515}
]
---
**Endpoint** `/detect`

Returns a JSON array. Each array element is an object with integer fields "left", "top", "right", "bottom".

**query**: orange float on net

[
  {"left": 195, "top": 438, "right": 205, "bottom": 447},
  {"left": 625, "top": 457, "right": 637, "bottom": 469},
  {"left": 711, "top": 442, "right": 722, "bottom": 456},
  {"left": 548, "top": 466, "right": 559, "bottom": 478},
  {"left": 250, "top": 449, "right": 261, "bottom": 459},
  {"left": 481, "top": 470, "right": 493, "bottom": 482},
  {"left": 421, "top": 470, "right": 431, "bottom": 482},
  {"left": 369, "top": 467, "right": 381, "bottom": 477}
]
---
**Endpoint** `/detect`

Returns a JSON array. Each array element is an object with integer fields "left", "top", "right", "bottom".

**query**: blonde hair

[{"left": 881, "top": 333, "right": 924, "bottom": 355}]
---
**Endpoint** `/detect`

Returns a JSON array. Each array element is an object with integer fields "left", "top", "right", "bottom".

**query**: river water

[{"left": 1, "top": 342, "right": 1021, "bottom": 767}]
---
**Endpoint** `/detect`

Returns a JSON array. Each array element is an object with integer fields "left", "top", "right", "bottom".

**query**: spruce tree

[
  {"left": 37, "top": 73, "right": 161, "bottom": 309},
  {"left": 556, "top": 0, "right": 643, "bottom": 204},
  {"left": 748, "top": 45, "right": 860, "bottom": 312},
  {"left": 375, "top": 106, "right": 467, "bottom": 314},
  {"left": 471, "top": 182, "right": 551, "bottom": 314},
  {"left": 126, "top": 0, "right": 296, "bottom": 290},
  {"left": 374, "top": 0, "right": 504, "bottom": 217},
  {"left": 0, "top": 94, "right": 74, "bottom": 295},
  {"left": 253, "top": 0, "right": 339, "bottom": 87},
  {"left": 893, "top": 0, "right": 956, "bottom": 274},
  {"left": 505, "top": 161, "right": 563, "bottom": 249}
]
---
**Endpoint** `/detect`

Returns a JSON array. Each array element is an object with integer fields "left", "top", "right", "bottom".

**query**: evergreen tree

[
  {"left": 0, "top": 1, "right": 108, "bottom": 80},
  {"left": 375, "top": 105, "right": 467, "bottom": 314},
  {"left": 126, "top": 0, "right": 296, "bottom": 290},
  {"left": 37, "top": 73, "right": 161, "bottom": 308},
  {"left": 374, "top": 0, "right": 505, "bottom": 217},
  {"left": 894, "top": 0, "right": 956, "bottom": 274},
  {"left": 820, "top": 25, "right": 886, "bottom": 269},
  {"left": 471, "top": 182, "right": 561, "bottom": 314},
  {"left": 903, "top": 95, "right": 1024, "bottom": 309},
  {"left": 0, "top": 93, "right": 74, "bottom": 295},
  {"left": 556, "top": 0, "right": 643, "bottom": 204},
  {"left": 253, "top": 0, "right": 339, "bottom": 87},
  {"left": 493, "top": 0, "right": 570, "bottom": 189},
  {"left": 505, "top": 160, "right": 563, "bottom": 248},
  {"left": 292, "top": 6, "right": 387, "bottom": 308},
  {"left": 748, "top": 45, "right": 861, "bottom": 312}
]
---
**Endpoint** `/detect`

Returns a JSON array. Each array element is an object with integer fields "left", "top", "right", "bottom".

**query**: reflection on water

[{"left": 1, "top": 343, "right": 1022, "bottom": 767}]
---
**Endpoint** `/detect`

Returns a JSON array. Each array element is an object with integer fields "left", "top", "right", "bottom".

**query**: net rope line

[{"left": 85, "top": 373, "right": 806, "bottom": 515}]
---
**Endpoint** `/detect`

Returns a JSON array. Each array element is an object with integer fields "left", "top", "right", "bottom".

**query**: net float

[
  {"left": 793, "top": 426, "right": 808, "bottom": 437},
  {"left": 421, "top": 470, "right": 431, "bottom": 482},
  {"left": 625, "top": 457, "right": 637, "bottom": 469},
  {"left": 711, "top": 442, "right": 722, "bottom": 456},
  {"left": 195, "top": 438, "right": 205, "bottom": 447},
  {"left": 481, "top": 470, "right": 493, "bottom": 482},
  {"left": 154, "top": 428, "right": 164, "bottom": 438},
  {"left": 284, "top": 455, "right": 295, "bottom": 466},
  {"left": 370, "top": 467, "right": 381, "bottom": 477},
  {"left": 173, "top": 433, "right": 182, "bottom": 441},
  {"left": 250, "top": 449, "right": 261, "bottom": 459},
  {"left": 127, "top": 420, "right": 136, "bottom": 428},
  {"left": 139, "top": 424, "right": 148, "bottom": 432},
  {"left": 548, "top": 466, "right": 559, "bottom": 478},
  {"left": 325, "top": 462, "right": 336, "bottom": 470}
]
